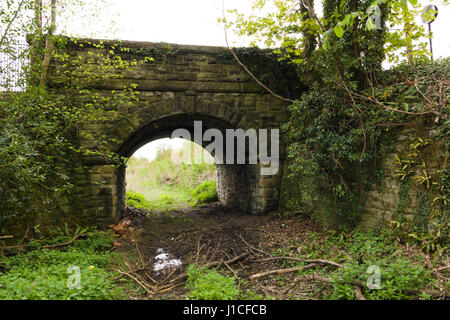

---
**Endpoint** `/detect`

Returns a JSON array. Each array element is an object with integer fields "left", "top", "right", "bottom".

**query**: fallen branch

[
  {"left": 206, "top": 251, "right": 250, "bottom": 268},
  {"left": 238, "top": 234, "right": 271, "bottom": 257},
  {"left": 354, "top": 285, "right": 367, "bottom": 300},
  {"left": 112, "top": 268, "right": 153, "bottom": 294},
  {"left": 0, "top": 236, "right": 13, "bottom": 240},
  {"left": 249, "top": 264, "right": 317, "bottom": 280},
  {"left": 250, "top": 256, "right": 343, "bottom": 268},
  {"left": 167, "top": 252, "right": 251, "bottom": 285},
  {"left": 0, "top": 234, "right": 83, "bottom": 251},
  {"left": 157, "top": 282, "right": 184, "bottom": 294}
]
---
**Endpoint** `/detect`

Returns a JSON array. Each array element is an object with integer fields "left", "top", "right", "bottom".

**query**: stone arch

[
  {"left": 55, "top": 38, "right": 291, "bottom": 226},
  {"left": 115, "top": 112, "right": 266, "bottom": 218}
]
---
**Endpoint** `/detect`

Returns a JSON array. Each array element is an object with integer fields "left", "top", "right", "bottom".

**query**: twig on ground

[
  {"left": 291, "top": 274, "right": 447, "bottom": 299},
  {"left": 208, "top": 238, "right": 222, "bottom": 264},
  {"left": 354, "top": 285, "right": 367, "bottom": 300},
  {"left": 249, "top": 264, "right": 317, "bottom": 280},
  {"left": 0, "top": 234, "right": 83, "bottom": 251},
  {"left": 239, "top": 234, "right": 271, "bottom": 257},
  {"left": 250, "top": 256, "right": 343, "bottom": 268},
  {"left": 112, "top": 268, "right": 153, "bottom": 294},
  {"left": 157, "top": 282, "right": 184, "bottom": 294},
  {"left": 223, "top": 261, "right": 239, "bottom": 278}
]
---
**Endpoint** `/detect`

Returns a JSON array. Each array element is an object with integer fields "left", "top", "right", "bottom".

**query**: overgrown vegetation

[
  {"left": 126, "top": 141, "right": 217, "bottom": 211},
  {"left": 226, "top": 0, "right": 449, "bottom": 243},
  {"left": 191, "top": 180, "right": 218, "bottom": 205},
  {"left": 0, "top": 231, "right": 128, "bottom": 300},
  {"left": 0, "top": 0, "right": 145, "bottom": 231}
]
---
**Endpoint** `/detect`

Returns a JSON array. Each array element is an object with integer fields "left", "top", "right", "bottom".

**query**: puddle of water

[{"left": 153, "top": 248, "right": 182, "bottom": 273}]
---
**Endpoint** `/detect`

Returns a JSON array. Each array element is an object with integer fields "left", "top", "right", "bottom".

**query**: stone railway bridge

[{"left": 50, "top": 38, "right": 290, "bottom": 226}]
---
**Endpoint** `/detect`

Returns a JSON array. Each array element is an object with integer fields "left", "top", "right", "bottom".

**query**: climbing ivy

[
  {"left": 227, "top": 0, "right": 449, "bottom": 230},
  {"left": 217, "top": 47, "right": 305, "bottom": 99}
]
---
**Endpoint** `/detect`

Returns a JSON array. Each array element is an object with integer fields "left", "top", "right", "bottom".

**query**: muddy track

[{"left": 115, "top": 202, "right": 295, "bottom": 299}]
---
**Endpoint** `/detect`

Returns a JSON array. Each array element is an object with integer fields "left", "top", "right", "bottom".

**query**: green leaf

[{"left": 334, "top": 24, "right": 344, "bottom": 38}]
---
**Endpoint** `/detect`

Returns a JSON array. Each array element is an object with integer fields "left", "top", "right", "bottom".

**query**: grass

[
  {"left": 186, "top": 264, "right": 240, "bottom": 300},
  {"left": 126, "top": 141, "right": 217, "bottom": 211},
  {"left": 0, "top": 231, "right": 131, "bottom": 300}
]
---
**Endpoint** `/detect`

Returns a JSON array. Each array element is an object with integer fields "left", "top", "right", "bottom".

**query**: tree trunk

[
  {"left": 39, "top": 0, "right": 57, "bottom": 88},
  {"left": 34, "top": 0, "right": 42, "bottom": 30}
]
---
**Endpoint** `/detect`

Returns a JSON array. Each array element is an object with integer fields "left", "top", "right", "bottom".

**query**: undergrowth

[
  {"left": 126, "top": 142, "right": 217, "bottom": 211},
  {"left": 0, "top": 231, "right": 128, "bottom": 300},
  {"left": 191, "top": 180, "right": 218, "bottom": 205},
  {"left": 186, "top": 265, "right": 239, "bottom": 300},
  {"left": 268, "top": 228, "right": 445, "bottom": 300}
]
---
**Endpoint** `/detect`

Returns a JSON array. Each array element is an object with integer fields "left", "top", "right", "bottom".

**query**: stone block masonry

[{"left": 49, "top": 38, "right": 290, "bottom": 225}]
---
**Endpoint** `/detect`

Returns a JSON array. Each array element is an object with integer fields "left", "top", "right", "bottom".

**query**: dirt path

[
  {"left": 113, "top": 203, "right": 317, "bottom": 299},
  {"left": 111, "top": 203, "right": 449, "bottom": 300}
]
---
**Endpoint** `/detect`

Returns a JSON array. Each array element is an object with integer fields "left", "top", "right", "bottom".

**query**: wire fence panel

[{"left": 0, "top": 40, "right": 29, "bottom": 92}]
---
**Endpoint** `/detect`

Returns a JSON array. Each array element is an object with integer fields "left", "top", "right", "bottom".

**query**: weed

[{"left": 186, "top": 265, "right": 239, "bottom": 300}]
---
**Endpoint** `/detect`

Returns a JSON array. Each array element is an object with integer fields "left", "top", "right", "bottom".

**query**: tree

[
  {"left": 225, "top": 0, "right": 449, "bottom": 227},
  {"left": 0, "top": 0, "right": 148, "bottom": 231}
]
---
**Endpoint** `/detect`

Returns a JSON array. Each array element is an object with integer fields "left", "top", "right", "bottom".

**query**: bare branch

[{"left": 221, "top": 0, "right": 295, "bottom": 104}]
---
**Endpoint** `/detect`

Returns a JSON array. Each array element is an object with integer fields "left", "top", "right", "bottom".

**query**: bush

[
  {"left": 186, "top": 265, "right": 239, "bottom": 300},
  {"left": 191, "top": 180, "right": 218, "bottom": 205},
  {"left": 126, "top": 190, "right": 148, "bottom": 209}
]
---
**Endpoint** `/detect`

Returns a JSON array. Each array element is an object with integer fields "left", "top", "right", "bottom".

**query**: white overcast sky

[
  {"left": 65, "top": 0, "right": 449, "bottom": 161},
  {"left": 94, "top": 0, "right": 449, "bottom": 55}
]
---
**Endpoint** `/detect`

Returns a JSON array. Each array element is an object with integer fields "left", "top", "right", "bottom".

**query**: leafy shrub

[
  {"left": 0, "top": 232, "right": 123, "bottom": 300},
  {"left": 191, "top": 180, "right": 218, "bottom": 205},
  {"left": 186, "top": 265, "right": 239, "bottom": 300},
  {"left": 321, "top": 230, "right": 435, "bottom": 300},
  {"left": 126, "top": 190, "right": 148, "bottom": 209}
]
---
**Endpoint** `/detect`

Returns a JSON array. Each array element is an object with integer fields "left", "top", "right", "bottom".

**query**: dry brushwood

[
  {"left": 249, "top": 264, "right": 317, "bottom": 280},
  {"left": 112, "top": 246, "right": 251, "bottom": 297}
]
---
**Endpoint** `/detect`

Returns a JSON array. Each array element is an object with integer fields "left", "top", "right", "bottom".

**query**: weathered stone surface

[
  {"left": 49, "top": 38, "right": 290, "bottom": 225},
  {"left": 359, "top": 124, "right": 448, "bottom": 230}
]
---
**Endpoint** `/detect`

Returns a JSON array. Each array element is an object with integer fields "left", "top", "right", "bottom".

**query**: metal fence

[{"left": 0, "top": 40, "right": 29, "bottom": 92}]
